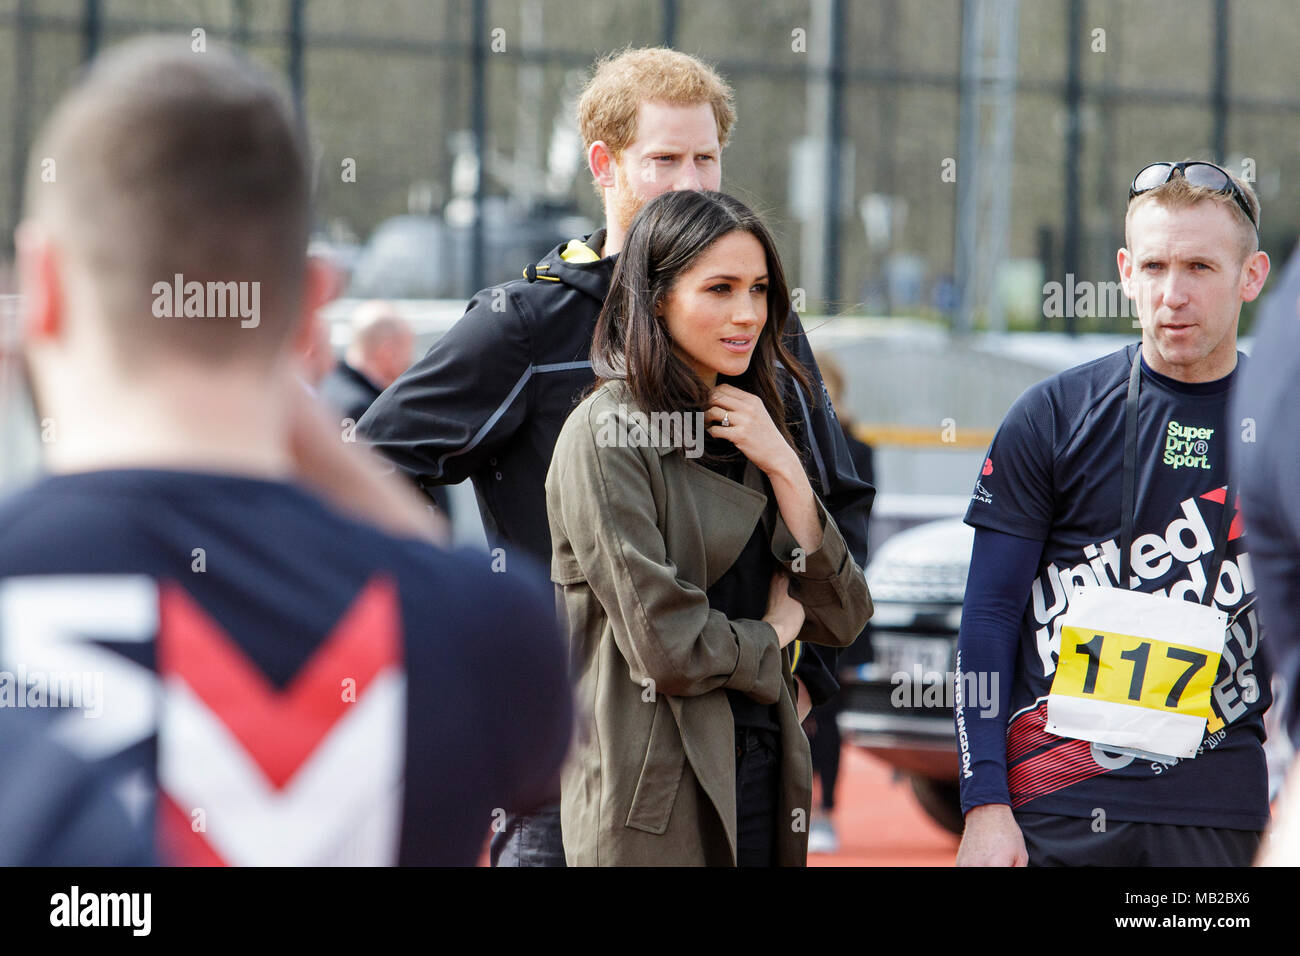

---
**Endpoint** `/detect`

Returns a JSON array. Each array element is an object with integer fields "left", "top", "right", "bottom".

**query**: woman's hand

[
  {"left": 763, "top": 571, "right": 805, "bottom": 649},
  {"left": 707, "top": 384, "right": 823, "bottom": 556},
  {"left": 705, "top": 384, "right": 801, "bottom": 480}
]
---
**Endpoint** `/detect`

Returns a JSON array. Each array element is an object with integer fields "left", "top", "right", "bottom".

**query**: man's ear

[
  {"left": 1239, "top": 250, "right": 1270, "bottom": 303},
  {"left": 14, "top": 220, "right": 63, "bottom": 346},
  {"left": 290, "top": 256, "right": 341, "bottom": 357},
  {"left": 1116, "top": 245, "right": 1135, "bottom": 299},
  {"left": 588, "top": 141, "right": 617, "bottom": 189}
]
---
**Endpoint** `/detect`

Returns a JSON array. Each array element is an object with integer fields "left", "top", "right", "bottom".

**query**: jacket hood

[{"left": 522, "top": 228, "right": 614, "bottom": 302}]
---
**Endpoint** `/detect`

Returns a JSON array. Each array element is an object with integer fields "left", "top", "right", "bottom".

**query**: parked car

[
  {"left": 838, "top": 517, "right": 973, "bottom": 834},
  {"left": 349, "top": 203, "right": 591, "bottom": 301}
]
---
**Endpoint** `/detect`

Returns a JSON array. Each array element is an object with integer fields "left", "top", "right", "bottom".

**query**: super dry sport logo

[{"left": 1164, "top": 419, "right": 1214, "bottom": 471}]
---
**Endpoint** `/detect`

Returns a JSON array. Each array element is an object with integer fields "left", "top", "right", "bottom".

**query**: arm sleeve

[
  {"left": 356, "top": 288, "right": 535, "bottom": 488},
  {"left": 769, "top": 497, "right": 874, "bottom": 650},
  {"left": 955, "top": 526, "right": 1045, "bottom": 814},
  {"left": 550, "top": 408, "right": 786, "bottom": 704}
]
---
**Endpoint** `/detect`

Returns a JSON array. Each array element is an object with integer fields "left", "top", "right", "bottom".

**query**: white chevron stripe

[{"left": 160, "top": 669, "right": 406, "bottom": 866}]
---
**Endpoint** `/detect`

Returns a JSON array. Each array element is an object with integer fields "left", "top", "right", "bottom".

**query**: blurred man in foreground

[{"left": 0, "top": 37, "right": 570, "bottom": 866}]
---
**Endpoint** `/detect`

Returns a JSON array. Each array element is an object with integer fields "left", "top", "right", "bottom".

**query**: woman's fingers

[
  {"left": 710, "top": 382, "right": 750, "bottom": 403},
  {"left": 707, "top": 383, "right": 757, "bottom": 410},
  {"left": 706, "top": 404, "right": 745, "bottom": 442},
  {"left": 705, "top": 404, "right": 730, "bottom": 425}
]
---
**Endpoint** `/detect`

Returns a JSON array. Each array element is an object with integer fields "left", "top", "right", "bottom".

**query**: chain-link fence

[{"left": 2, "top": 0, "right": 1298, "bottom": 330}]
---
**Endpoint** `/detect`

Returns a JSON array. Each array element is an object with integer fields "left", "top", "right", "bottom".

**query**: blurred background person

[
  {"left": 804, "top": 352, "right": 875, "bottom": 854},
  {"left": 318, "top": 301, "right": 449, "bottom": 518},
  {"left": 320, "top": 300, "right": 414, "bottom": 425}
]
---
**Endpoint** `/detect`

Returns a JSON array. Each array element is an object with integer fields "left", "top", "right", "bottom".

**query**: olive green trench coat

[{"left": 545, "top": 380, "right": 873, "bottom": 866}]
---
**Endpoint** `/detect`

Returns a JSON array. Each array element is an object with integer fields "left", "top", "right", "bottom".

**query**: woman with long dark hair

[{"left": 545, "top": 190, "right": 872, "bottom": 866}]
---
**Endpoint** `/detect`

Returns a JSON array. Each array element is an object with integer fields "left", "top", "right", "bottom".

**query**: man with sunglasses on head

[{"left": 954, "top": 160, "right": 1272, "bottom": 866}]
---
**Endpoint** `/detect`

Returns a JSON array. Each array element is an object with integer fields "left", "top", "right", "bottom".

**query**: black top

[
  {"left": 319, "top": 360, "right": 382, "bottom": 426},
  {"left": 698, "top": 435, "right": 783, "bottom": 733}
]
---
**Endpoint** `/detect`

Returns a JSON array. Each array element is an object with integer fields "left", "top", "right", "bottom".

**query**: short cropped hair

[
  {"left": 577, "top": 47, "right": 736, "bottom": 158},
  {"left": 1125, "top": 165, "right": 1260, "bottom": 261},
  {"left": 25, "top": 36, "right": 311, "bottom": 368}
]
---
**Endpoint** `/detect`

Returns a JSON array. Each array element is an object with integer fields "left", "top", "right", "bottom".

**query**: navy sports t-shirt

[
  {"left": 0, "top": 468, "right": 572, "bottom": 865},
  {"left": 961, "top": 343, "right": 1270, "bottom": 831}
]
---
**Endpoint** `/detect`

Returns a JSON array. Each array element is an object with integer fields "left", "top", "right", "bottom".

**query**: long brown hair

[{"left": 591, "top": 190, "right": 814, "bottom": 458}]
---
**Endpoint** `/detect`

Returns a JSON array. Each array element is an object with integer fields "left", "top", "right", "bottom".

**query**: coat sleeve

[
  {"left": 548, "top": 407, "right": 786, "bottom": 705},
  {"left": 769, "top": 494, "right": 874, "bottom": 650},
  {"left": 357, "top": 286, "right": 534, "bottom": 488}
]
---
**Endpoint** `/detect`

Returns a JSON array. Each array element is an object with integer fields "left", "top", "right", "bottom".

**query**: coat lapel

[{"left": 675, "top": 457, "right": 768, "bottom": 590}]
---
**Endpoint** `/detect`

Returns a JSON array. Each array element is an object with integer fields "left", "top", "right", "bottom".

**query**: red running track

[
  {"left": 478, "top": 744, "right": 960, "bottom": 866},
  {"left": 809, "top": 746, "right": 958, "bottom": 866}
]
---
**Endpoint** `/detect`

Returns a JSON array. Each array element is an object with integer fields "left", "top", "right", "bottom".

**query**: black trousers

[
  {"left": 806, "top": 697, "right": 842, "bottom": 811},
  {"left": 1015, "top": 811, "right": 1262, "bottom": 866},
  {"left": 735, "top": 727, "right": 780, "bottom": 867}
]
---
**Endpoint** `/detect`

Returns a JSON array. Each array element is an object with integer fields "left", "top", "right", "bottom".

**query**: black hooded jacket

[{"left": 358, "top": 230, "right": 875, "bottom": 703}]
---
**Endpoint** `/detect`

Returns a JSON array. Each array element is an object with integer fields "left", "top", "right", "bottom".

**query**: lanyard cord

[{"left": 1118, "top": 347, "right": 1235, "bottom": 606}]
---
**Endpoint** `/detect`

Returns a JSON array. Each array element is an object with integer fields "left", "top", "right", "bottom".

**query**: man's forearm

[{"left": 955, "top": 526, "right": 1044, "bottom": 813}]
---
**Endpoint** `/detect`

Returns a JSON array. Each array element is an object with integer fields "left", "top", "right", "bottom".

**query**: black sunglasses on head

[{"left": 1128, "top": 161, "right": 1258, "bottom": 230}]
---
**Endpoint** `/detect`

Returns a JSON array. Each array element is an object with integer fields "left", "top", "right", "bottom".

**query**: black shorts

[{"left": 1014, "top": 811, "right": 1262, "bottom": 866}]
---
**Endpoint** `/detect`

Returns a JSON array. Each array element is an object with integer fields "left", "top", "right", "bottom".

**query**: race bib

[{"left": 1046, "top": 585, "right": 1226, "bottom": 760}]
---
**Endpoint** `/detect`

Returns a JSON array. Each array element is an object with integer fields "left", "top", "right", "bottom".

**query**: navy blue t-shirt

[
  {"left": 0, "top": 468, "right": 572, "bottom": 865},
  {"left": 961, "top": 344, "right": 1271, "bottom": 831}
]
